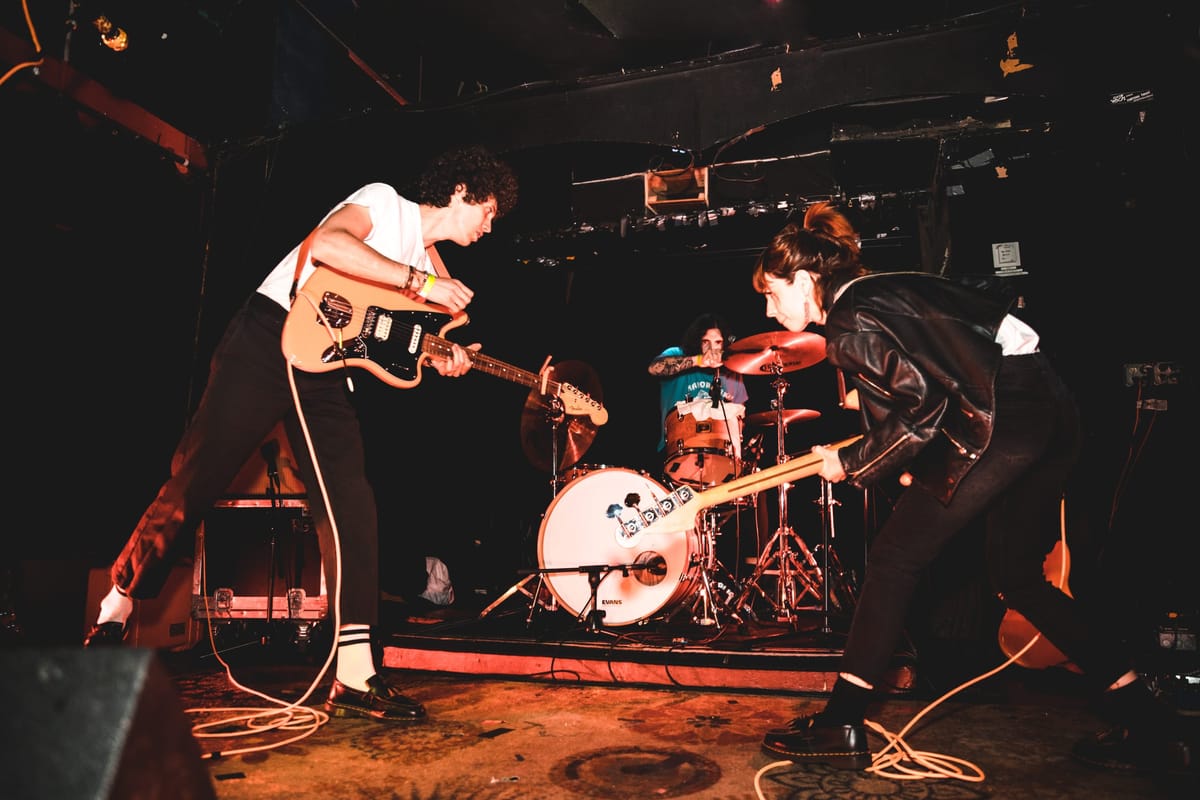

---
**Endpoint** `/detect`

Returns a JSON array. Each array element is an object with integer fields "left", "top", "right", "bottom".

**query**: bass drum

[{"left": 537, "top": 468, "right": 702, "bottom": 626}]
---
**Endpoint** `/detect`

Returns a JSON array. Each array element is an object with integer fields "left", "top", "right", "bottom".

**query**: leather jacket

[{"left": 824, "top": 272, "right": 1014, "bottom": 505}]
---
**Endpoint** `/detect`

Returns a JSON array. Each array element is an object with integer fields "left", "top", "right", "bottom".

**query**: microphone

[
  {"left": 645, "top": 555, "right": 668, "bottom": 576},
  {"left": 711, "top": 369, "right": 721, "bottom": 408},
  {"left": 260, "top": 439, "right": 281, "bottom": 478}
]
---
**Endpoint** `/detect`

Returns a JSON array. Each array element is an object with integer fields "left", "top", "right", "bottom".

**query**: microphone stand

[
  {"left": 263, "top": 446, "right": 281, "bottom": 635},
  {"left": 527, "top": 561, "right": 665, "bottom": 635}
]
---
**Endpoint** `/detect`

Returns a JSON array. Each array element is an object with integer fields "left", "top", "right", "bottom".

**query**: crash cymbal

[
  {"left": 745, "top": 408, "right": 822, "bottom": 428},
  {"left": 520, "top": 359, "right": 602, "bottom": 473},
  {"left": 723, "top": 330, "right": 826, "bottom": 375}
]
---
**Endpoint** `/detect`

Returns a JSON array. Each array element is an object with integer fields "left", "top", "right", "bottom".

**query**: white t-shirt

[{"left": 256, "top": 183, "right": 431, "bottom": 310}]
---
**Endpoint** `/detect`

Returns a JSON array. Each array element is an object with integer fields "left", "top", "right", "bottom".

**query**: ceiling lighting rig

[{"left": 511, "top": 187, "right": 937, "bottom": 269}]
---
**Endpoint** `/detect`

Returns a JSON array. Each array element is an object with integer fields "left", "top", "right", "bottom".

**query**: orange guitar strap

[
  {"left": 288, "top": 229, "right": 318, "bottom": 306},
  {"left": 425, "top": 244, "right": 449, "bottom": 277}
]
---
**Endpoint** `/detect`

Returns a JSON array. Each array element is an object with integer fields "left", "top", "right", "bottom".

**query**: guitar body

[
  {"left": 997, "top": 538, "right": 1081, "bottom": 672},
  {"left": 282, "top": 266, "right": 468, "bottom": 388}
]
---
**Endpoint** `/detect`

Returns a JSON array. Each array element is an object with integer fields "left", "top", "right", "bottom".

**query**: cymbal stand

[
  {"left": 813, "top": 478, "right": 857, "bottom": 632},
  {"left": 545, "top": 395, "right": 566, "bottom": 501},
  {"left": 479, "top": 396, "right": 566, "bottom": 624},
  {"left": 733, "top": 369, "right": 824, "bottom": 622}
]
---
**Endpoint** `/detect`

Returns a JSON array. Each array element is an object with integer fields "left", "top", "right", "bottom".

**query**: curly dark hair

[
  {"left": 680, "top": 312, "right": 736, "bottom": 354},
  {"left": 415, "top": 145, "right": 519, "bottom": 217}
]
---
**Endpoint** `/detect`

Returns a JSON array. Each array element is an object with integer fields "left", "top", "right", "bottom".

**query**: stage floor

[{"left": 377, "top": 587, "right": 911, "bottom": 696}]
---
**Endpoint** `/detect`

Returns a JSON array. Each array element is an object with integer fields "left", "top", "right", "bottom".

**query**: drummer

[{"left": 648, "top": 312, "right": 750, "bottom": 458}]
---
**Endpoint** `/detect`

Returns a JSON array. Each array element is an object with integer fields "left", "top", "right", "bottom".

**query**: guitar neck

[
  {"left": 695, "top": 437, "right": 860, "bottom": 509},
  {"left": 652, "top": 435, "right": 862, "bottom": 534},
  {"left": 422, "top": 335, "right": 560, "bottom": 394}
]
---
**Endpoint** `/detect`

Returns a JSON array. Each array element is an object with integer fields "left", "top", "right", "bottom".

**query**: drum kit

[{"left": 483, "top": 333, "right": 857, "bottom": 633}]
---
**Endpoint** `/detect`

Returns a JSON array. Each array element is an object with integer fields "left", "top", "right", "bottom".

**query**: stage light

[{"left": 93, "top": 15, "right": 128, "bottom": 52}]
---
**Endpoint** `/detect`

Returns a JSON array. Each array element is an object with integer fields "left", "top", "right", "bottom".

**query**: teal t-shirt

[{"left": 654, "top": 346, "right": 749, "bottom": 452}]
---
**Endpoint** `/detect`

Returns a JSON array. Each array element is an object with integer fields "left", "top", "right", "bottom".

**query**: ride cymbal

[{"left": 723, "top": 330, "right": 826, "bottom": 375}]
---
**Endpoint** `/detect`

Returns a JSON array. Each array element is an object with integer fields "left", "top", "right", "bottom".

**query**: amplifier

[{"left": 192, "top": 501, "right": 327, "bottom": 622}]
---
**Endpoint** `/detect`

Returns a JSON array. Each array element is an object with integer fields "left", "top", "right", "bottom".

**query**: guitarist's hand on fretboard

[{"left": 428, "top": 342, "right": 481, "bottom": 378}]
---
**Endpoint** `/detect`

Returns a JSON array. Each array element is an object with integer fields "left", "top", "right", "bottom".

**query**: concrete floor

[{"left": 4, "top": 611, "right": 1196, "bottom": 800}]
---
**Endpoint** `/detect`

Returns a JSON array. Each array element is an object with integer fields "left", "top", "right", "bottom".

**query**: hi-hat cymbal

[
  {"left": 745, "top": 408, "right": 822, "bottom": 428},
  {"left": 520, "top": 360, "right": 602, "bottom": 473},
  {"left": 723, "top": 330, "right": 826, "bottom": 375}
]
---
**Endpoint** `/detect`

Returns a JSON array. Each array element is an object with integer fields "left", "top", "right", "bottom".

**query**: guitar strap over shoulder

[
  {"left": 288, "top": 229, "right": 318, "bottom": 307},
  {"left": 425, "top": 243, "right": 449, "bottom": 277}
]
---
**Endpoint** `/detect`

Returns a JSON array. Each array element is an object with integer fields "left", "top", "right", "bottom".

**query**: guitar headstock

[{"left": 558, "top": 383, "right": 608, "bottom": 425}]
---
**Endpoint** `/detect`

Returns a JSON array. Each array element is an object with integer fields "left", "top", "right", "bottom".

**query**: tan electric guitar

[{"left": 281, "top": 266, "right": 608, "bottom": 424}]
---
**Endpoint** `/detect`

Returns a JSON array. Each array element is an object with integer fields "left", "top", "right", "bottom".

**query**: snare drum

[{"left": 663, "top": 400, "right": 745, "bottom": 487}]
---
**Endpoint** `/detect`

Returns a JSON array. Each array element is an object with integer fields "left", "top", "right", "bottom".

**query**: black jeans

[
  {"left": 840, "top": 353, "right": 1132, "bottom": 691},
  {"left": 111, "top": 292, "right": 380, "bottom": 624}
]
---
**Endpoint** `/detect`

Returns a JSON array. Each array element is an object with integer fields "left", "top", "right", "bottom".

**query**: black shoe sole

[
  {"left": 324, "top": 702, "right": 426, "bottom": 723},
  {"left": 761, "top": 742, "right": 872, "bottom": 770}
]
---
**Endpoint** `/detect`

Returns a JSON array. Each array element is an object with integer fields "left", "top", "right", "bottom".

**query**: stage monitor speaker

[{"left": 0, "top": 647, "right": 216, "bottom": 800}]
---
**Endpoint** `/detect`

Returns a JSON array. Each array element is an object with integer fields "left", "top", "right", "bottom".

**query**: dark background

[{"left": 2, "top": 1, "right": 1194, "bottom": 650}]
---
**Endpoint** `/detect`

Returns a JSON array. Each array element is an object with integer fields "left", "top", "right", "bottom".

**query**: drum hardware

[
  {"left": 482, "top": 361, "right": 605, "bottom": 624},
  {"left": 681, "top": 508, "right": 750, "bottom": 627},
  {"left": 731, "top": 364, "right": 830, "bottom": 623},
  {"left": 543, "top": 394, "right": 567, "bottom": 497},
  {"left": 518, "top": 359, "right": 603, "bottom": 494},
  {"left": 479, "top": 388, "right": 572, "bottom": 623},
  {"left": 477, "top": 570, "right": 557, "bottom": 624},
  {"left": 813, "top": 476, "right": 858, "bottom": 633}
]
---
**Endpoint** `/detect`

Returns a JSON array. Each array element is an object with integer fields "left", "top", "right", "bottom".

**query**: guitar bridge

[{"left": 318, "top": 292, "right": 353, "bottom": 330}]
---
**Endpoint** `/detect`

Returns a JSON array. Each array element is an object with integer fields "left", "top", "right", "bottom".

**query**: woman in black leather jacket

[{"left": 754, "top": 202, "right": 1188, "bottom": 775}]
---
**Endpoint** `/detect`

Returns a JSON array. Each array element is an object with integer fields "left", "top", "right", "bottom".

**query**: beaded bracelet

[{"left": 407, "top": 267, "right": 425, "bottom": 292}]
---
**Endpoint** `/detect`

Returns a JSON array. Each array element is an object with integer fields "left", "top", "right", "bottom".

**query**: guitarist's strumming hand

[
  {"left": 419, "top": 274, "right": 474, "bottom": 313},
  {"left": 812, "top": 444, "right": 847, "bottom": 483}
]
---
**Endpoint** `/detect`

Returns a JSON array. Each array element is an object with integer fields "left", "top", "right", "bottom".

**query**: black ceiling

[
  {"left": 3, "top": 0, "right": 1195, "bottom": 238},
  {"left": 6, "top": 0, "right": 1103, "bottom": 146}
]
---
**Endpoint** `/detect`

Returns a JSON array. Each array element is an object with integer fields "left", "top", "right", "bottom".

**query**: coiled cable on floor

[
  {"left": 184, "top": 362, "right": 343, "bottom": 758},
  {"left": 754, "top": 499, "right": 1071, "bottom": 791},
  {"left": 863, "top": 498, "right": 1070, "bottom": 781}
]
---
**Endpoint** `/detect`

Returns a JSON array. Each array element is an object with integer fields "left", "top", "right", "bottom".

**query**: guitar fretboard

[{"left": 422, "top": 335, "right": 563, "bottom": 394}]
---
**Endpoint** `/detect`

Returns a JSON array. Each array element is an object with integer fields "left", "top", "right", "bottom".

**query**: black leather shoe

[
  {"left": 83, "top": 621, "right": 127, "bottom": 647},
  {"left": 325, "top": 674, "right": 427, "bottom": 722},
  {"left": 1072, "top": 725, "right": 1194, "bottom": 774},
  {"left": 761, "top": 713, "right": 871, "bottom": 770}
]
